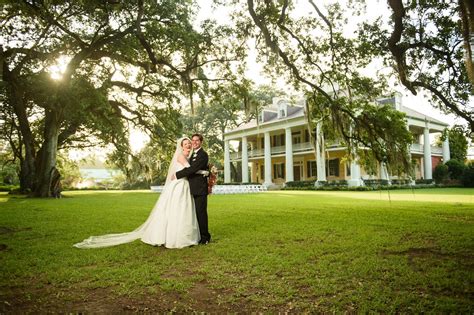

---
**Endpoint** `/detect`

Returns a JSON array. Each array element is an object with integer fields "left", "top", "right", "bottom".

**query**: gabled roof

[
  {"left": 401, "top": 106, "right": 448, "bottom": 126},
  {"left": 225, "top": 98, "right": 447, "bottom": 135},
  {"left": 226, "top": 105, "right": 305, "bottom": 134}
]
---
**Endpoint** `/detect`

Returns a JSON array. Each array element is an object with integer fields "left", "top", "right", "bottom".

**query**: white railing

[
  {"left": 410, "top": 144, "right": 443, "bottom": 155},
  {"left": 230, "top": 142, "right": 443, "bottom": 161},
  {"left": 410, "top": 143, "right": 423, "bottom": 153},
  {"left": 151, "top": 184, "right": 268, "bottom": 194},
  {"left": 229, "top": 142, "right": 314, "bottom": 160},
  {"left": 211, "top": 184, "right": 268, "bottom": 194},
  {"left": 293, "top": 142, "right": 313, "bottom": 152},
  {"left": 248, "top": 148, "right": 264, "bottom": 157},
  {"left": 271, "top": 145, "right": 286, "bottom": 154}
]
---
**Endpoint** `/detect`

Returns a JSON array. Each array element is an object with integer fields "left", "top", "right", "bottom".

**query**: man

[{"left": 175, "top": 133, "right": 211, "bottom": 244}]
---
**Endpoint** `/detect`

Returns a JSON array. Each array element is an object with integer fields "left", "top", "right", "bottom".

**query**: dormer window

[
  {"left": 258, "top": 111, "right": 265, "bottom": 123},
  {"left": 277, "top": 100, "right": 287, "bottom": 118}
]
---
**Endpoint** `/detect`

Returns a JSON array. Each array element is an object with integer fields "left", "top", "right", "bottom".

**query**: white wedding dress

[
  {"left": 141, "top": 162, "right": 200, "bottom": 248},
  {"left": 74, "top": 138, "right": 200, "bottom": 249}
]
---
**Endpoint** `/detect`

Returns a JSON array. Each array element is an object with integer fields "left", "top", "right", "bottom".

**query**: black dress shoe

[{"left": 199, "top": 240, "right": 210, "bottom": 245}]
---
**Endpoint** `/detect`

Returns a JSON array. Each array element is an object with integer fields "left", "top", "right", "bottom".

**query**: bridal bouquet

[{"left": 208, "top": 164, "right": 218, "bottom": 194}]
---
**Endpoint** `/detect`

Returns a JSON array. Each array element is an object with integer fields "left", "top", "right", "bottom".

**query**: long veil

[{"left": 73, "top": 137, "right": 190, "bottom": 249}]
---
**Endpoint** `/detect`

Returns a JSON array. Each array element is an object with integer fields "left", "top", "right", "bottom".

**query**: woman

[{"left": 73, "top": 137, "right": 200, "bottom": 249}]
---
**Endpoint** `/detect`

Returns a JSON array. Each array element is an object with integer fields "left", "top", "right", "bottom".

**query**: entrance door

[{"left": 293, "top": 165, "right": 301, "bottom": 181}]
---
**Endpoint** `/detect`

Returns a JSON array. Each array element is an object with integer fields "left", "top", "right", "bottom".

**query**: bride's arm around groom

[{"left": 175, "top": 149, "right": 208, "bottom": 182}]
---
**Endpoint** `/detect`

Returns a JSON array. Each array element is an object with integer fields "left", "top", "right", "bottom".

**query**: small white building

[{"left": 223, "top": 94, "right": 450, "bottom": 186}]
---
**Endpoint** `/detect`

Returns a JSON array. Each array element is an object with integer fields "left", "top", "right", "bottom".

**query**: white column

[
  {"left": 380, "top": 162, "right": 391, "bottom": 185},
  {"left": 423, "top": 125, "right": 432, "bottom": 180},
  {"left": 406, "top": 123, "right": 415, "bottom": 185},
  {"left": 264, "top": 132, "right": 272, "bottom": 185},
  {"left": 285, "top": 127, "right": 294, "bottom": 183},
  {"left": 316, "top": 123, "right": 326, "bottom": 183},
  {"left": 224, "top": 140, "right": 231, "bottom": 183},
  {"left": 442, "top": 135, "right": 450, "bottom": 163},
  {"left": 420, "top": 157, "right": 425, "bottom": 179},
  {"left": 241, "top": 136, "right": 249, "bottom": 183},
  {"left": 348, "top": 160, "right": 362, "bottom": 186}
]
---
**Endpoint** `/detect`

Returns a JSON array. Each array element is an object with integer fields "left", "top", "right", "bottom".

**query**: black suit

[{"left": 176, "top": 148, "right": 211, "bottom": 243}]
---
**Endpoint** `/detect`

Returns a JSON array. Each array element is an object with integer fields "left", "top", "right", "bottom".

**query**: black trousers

[{"left": 194, "top": 194, "right": 211, "bottom": 242}]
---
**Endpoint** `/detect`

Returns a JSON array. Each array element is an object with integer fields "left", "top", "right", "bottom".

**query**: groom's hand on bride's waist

[{"left": 196, "top": 170, "right": 209, "bottom": 176}]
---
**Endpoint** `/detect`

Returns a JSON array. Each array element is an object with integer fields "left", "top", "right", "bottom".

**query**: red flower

[{"left": 208, "top": 164, "right": 218, "bottom": 194}]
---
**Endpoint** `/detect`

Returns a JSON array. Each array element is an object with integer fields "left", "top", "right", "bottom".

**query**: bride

[{"left": 74, "top": 137, "right": 200, "bottom": 249}]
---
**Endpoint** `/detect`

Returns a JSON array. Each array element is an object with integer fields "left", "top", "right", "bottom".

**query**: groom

[{"left": 175, "top": 133, "right": 211, "bottom": 244}]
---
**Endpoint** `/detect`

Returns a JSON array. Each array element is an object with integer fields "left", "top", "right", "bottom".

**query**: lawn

[{"left": 0, "top": 188, "right": 473, "bottom": 313}]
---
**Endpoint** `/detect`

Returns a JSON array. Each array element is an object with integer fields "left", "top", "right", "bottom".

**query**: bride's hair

[{"left": 181, "top": 137, "right": 191, "bottom": 147}]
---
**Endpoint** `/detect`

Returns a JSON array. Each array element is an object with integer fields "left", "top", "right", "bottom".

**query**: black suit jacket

[{"left": 176, "top": 148, "right": 208, "bottom": 196}]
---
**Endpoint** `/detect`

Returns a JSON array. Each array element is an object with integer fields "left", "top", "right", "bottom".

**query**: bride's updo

[{"left": 180, "top": 137, "right": 191, "bottom": 146}]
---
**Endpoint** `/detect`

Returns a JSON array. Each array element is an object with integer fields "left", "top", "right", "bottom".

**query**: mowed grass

[{"left": 0, "top": 188, "right": 473, "bottom": 313}]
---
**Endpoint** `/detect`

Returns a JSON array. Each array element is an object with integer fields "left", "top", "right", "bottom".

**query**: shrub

[
  {"left": 415, "top": 179, "right": 434, "bottom": 185},
  {"left": 391, "top": 179, "right": 411, "bottom": 185},
  {"left": 445, "top": 159, "right": 466, "bottom": 180},
  {"left": 461, "top": 163, "right": 474, "bottom": 187},
  {"left": 433, "top": 164, "right": 449, "bottom": 184},
  {"left": 0, "top": 184, "right": 20, "bottom": 192},
  {"left": 363, "top": 179, "right": 389, "bottom": 187},
  {"left": 285, "top": 180, "right": 316, "bottom": 188}
]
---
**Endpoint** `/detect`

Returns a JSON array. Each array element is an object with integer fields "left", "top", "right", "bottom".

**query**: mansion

[{"left": 223, "top": 94, "right": 450, "bottom": 186}]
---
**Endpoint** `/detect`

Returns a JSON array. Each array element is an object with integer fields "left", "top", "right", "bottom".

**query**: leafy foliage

[
  {"left": 360, "top": 0, "right": 473, "bottom": 132},
  {"left": 235, "top": 1, "right": 413, "bottom": 176},
  {"left": 1, "top": 0, "right": 246, "bottom": 196},
  {"left": 433, "top": 164, "right": 449, "bottom": 184},
  {"left": 445, "top": 159, "right": 466, "bottom": 180},
  {"left": 443, "top": 125, "right": 469, "bottom": 162},
  {"left": 461, "top": 162, "right": 474, "bottom": 187}
]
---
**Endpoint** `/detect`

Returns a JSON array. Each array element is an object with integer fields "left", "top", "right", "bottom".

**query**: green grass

[{"left": 0, "top": 189, "right": 473, "bottom": 312}]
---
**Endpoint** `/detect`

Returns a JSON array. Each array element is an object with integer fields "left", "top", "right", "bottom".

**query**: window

[
  {"left": 272, "top": 134, "right": 285, "bottom": 146},
  {"left": 346, "top": 162, "right": 351, "bottom": 177},
  {"left": 328, "top": 159, "right": 339, "bottom": 177},
  {"left": 307, "top": 160, "right": 317, "bottom": 178},
  {"left": 278, "top": 100, "right": 287, "bottom": 118},
  {"left": 292, "top": 131, "right": 301, "bottom": 145},
  {"left": 273, "top": 163, "right": 285, "bottom": 179}
]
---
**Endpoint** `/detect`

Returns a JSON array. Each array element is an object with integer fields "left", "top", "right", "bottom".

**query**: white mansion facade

[{"left": 223, "top": 94, "right": 451, "bottom": 186}]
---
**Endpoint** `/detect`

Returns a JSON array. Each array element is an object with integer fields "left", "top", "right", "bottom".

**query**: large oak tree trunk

[
  {"left": 6, "top": 78, "right": 37, "bottom": 193},
  {"left": 33, "top": 109, "right": 60, "bottom": 197},
  {"left": 460, "top": 0, "right": 474, "bottom": 86}
]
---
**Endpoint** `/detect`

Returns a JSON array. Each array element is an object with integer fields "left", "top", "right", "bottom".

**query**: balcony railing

[
  {"left": 230, "top": 142, "right": 313, "bottom": 159},
  {"left": 410, "top": 144, "right": 443, "bottom": 155},
  {"left": 293, "top": 142, "right": 313, "bottom": 151},
  {"left": 271, "top": 145, "right": 286, "bottom": 154},
  {"left": 229, "top": 142, "right": 444, "bottom": 160},
  {"left": 249, "top": 148, "right": 264, "bottom": 158}
]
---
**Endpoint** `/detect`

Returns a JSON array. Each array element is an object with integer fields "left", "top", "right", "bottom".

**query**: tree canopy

[
  {"left": 1, "top": 0, "right": 472, "bottom": 195},
  {"left": 361, "top": 0, "right": 473, "bottom": 132},
  {"left": 1, "top": 0, "right": 246, "bottom": 196}
]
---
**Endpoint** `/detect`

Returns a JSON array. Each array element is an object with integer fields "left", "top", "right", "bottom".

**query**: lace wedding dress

[{"left": 74, "top": 138, "right": 200, "bottom": 249}]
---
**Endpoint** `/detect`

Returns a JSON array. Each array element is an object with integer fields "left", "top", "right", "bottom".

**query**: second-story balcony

[
  {"left": 230, "top": 142, "right": 315, "bottom": 159},
  {"left": 229, "top": 141, "right": 444, "bottom": 160},
  {"left": 410, "top": 143, "right": 443, "bottom": 155}
]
